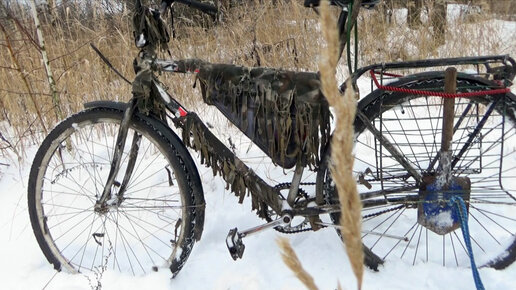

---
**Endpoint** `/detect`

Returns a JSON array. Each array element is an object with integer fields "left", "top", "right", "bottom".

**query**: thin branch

[
  {"left": 0, "top": 88, "right": 54, "bottom": 96},
  {"left": 0, "top": 65, "right": 18, "bottom": 71},
  {"left": 0, "top": 20, "right": 48, "bottom": 136},
  {"left": 48, "top": 39, "right": 96, "bottom": 63}
]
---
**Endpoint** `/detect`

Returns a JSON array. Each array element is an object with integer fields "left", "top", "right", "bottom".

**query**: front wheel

[
  {"left": 28, "top": 107, "right": 202, "bottom": 276},
  {"left": 322, "top": 74, "right": 516, "bottom": 270}
]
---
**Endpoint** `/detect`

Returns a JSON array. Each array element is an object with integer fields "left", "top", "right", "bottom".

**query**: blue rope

[{"left": 448, "top": 196, "right": 485, "bottom": 290}]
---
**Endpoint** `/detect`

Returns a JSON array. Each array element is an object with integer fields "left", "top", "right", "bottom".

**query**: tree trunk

[
  {"left": 30, "top": 0, "right": 64, "bottom": 121},
  {"left": 407, "top": 0, "right": 422, "bottom": 28},
  {"left": 431, "top": 0, "right": 447, "bottom": 46}
]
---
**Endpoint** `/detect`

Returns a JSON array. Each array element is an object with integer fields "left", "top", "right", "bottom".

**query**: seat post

[{"left": 287, "top": 162, "right": 305, "bottom": 206}]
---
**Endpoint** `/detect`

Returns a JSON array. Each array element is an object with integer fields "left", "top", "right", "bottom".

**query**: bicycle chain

[
  {"left": 362, "top": 204, "right": 406, "bottom": 219},
  {"left": 268, "top": 182, "right": 494, "bottom": 232},
  {"left": 273, "top": 182, "right": 317, "bottom": 191}
]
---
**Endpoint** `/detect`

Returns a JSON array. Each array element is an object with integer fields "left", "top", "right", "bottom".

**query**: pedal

[
  {"left": 225, "top": 211, "right": 293, "bottom": 260},
  {"left": 226, "top": 228, "right": 245, "bottom": 260}
]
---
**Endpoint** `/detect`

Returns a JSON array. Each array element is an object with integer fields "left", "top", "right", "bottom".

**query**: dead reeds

[
  {"left": 1, "top": 1, "right": 514, "bottom": 159},
  {"left": 0, "top": 1, "right": 321, "bottom": 159},
  {"left": 277, "top": 237, "right": 318, "bottom": 290},
  {"left": 318, "top": 1, "right": 363, "bottom": 289}
]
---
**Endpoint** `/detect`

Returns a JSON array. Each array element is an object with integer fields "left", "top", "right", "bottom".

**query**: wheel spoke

[
  {"left": 325, "top": 78, "right": 516, "bottom": 269},
  {"left": 29, "top": 110, "right": 195, "bottom": 276}
]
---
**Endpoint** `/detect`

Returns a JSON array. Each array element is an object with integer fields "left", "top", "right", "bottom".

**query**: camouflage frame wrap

[
  {"left": 132, "top": 53, "right": 167, "bottom": 118},
  {"left": 175, "top": 59, "right": 331, "bottom": 170},
  {"left": 132, "top": 3, "right": 170, "bottom": 50},
  {"left": 181, "top": 112, "right": 283, "bottom": 217}
]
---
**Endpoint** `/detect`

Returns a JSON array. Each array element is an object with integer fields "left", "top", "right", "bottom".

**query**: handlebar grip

[{"left": 174, "top": 0, "right": 218, "bottom": 17}]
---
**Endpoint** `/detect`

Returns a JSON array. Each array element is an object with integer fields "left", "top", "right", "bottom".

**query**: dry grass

[
  {"left": 318, "top": 1, "right": 363, "bottom": 289},
  {"left": 0, "top": 1, "right": 137, "bottom": 160},
  {"left": 0, "top": 0, "right": 322, "bottom": 160},
  {"left": 277, "top": 237, "right": 318, "bottom": 290},
  {"left": 357, "top": 1, "right": 516, "bottom": 65},
  {"left": 1, "top": 1, "right": 514, "bottom": 160}
]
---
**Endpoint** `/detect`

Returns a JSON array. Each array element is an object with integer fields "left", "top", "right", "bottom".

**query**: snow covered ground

[
  {"left": 2, "top": 4, "right": 516, "bottom": 290},
  {"left": 1, "top": 138, "right": 516, "bottom": 290},
  {"left": 3, "top": 84, "right": 516, "bottom": 290}
]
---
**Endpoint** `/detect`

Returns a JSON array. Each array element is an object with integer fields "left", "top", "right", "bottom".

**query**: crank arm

[{"left": 241, "top": 213, "right": 293, "bottom": 238}]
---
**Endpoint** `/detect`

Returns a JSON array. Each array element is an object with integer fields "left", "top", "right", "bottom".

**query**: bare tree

[
  {"left": 30, "top": 0, "right": 63, "bottom": 120},
  {"left": 407, "top": 0, "right": 422, "bottom": 28},
  {"left": 431, "top": 0, "right": 447, "bottom": 46}
]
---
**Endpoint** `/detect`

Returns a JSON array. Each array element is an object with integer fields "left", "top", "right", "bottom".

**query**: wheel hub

[
  {"left": 94, "top": 191, "right": 123, "bottom": 214},
  {"left": 418, "top": 175, "right": 471, "bottom": 235}
]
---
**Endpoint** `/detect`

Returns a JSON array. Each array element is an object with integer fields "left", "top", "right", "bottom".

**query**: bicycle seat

[{"left": 304, "top": 0, "right": 379, "bottom": 9}]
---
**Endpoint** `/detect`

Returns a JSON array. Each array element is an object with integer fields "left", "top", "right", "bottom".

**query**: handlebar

[{"left": 161, "top": 0, "right": 218, "bottom": 17}]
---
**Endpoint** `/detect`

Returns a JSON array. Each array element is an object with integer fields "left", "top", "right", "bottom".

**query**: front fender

[{"left": 84, "top": 100, "right": 129, "bottom": 111}]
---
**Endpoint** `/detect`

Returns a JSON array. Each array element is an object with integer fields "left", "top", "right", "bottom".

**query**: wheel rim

[
  {"left": 34, "top": 117, "right": 187, "bottom": 275},
  {"left": 354, "top": 93, "right": 516, "bottom": 268}
]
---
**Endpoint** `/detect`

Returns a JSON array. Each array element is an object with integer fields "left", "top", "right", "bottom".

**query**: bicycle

[{"left": 27, "top": 0, "right": 516, "bottom": 277}]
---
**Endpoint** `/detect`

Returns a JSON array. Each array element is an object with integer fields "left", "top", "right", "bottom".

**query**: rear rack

[
  {"left": 368, "top": 70, "right": 510, "bottom": 99},
  {"left": 346, "top": 55, "right": 516, "bottom": 93}
]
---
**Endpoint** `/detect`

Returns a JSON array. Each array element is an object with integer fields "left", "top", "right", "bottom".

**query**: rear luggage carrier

[{"left": 347, "top": 55, "right": 516, "bottom": 93}]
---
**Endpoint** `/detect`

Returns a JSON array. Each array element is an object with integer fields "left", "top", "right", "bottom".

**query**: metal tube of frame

[
  {"left": 96, "top": 99, "right": 137, "bottom": 210},
  {"left": 287, "top": 163, "right": 304, "bottom": 206}
]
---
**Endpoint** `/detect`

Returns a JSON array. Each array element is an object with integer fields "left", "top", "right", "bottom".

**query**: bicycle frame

[
  {"left": 95, "top": 50, "right": 295, "bottom": 220},
  {"left": 83, "top": 0, "right": 515, "bottom": 257},
  {"left": 94, "top": 41, "right": 516, "bottom": 218},
  {"left": 29, "top": 0, "right": 516, "bottom": 274}
]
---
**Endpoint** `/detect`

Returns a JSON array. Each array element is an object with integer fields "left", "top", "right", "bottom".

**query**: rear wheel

[
  {"left": 28, "top": 107, "right": 201, "bottom": 276},
  {"left": 322, "top": 74, "right": 516, "bottom": 269}
]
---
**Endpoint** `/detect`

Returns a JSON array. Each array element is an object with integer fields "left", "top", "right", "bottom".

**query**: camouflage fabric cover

[
  {"left": 181, "top": 113, "right": 282, "bottom": 217},
  {"left": 131, "top": 54, "right": 166, "bottom": 117},
  {"left": 175, "top": 59, "right": 331, "bottom": 169},
  {"left": 132, "top": 4, "right": 169, "bottom": 50}
]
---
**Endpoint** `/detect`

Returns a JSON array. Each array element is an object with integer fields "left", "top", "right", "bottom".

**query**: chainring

[{"left": 262, "top": 182, "right": 315, "bottom": 234}]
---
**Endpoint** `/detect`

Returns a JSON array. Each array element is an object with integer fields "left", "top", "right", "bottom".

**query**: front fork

[{"left": 95, "top": 99, "right": 142, "bottom": 212}]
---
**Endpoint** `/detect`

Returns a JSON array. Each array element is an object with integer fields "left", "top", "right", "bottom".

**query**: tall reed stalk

[
  {"left": 318, "top": 1, "right": 363, "bottom": 289},
  {"left": 277, "top": 237, "right": 318, "bottom": 290}
]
